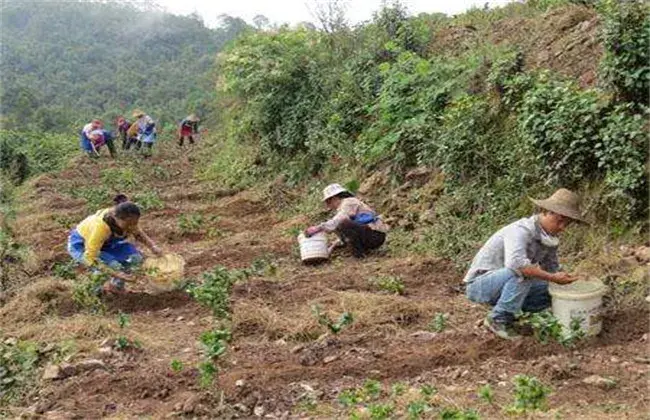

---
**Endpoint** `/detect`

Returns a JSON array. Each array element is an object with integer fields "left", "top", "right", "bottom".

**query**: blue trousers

[
  {"left": 466, "top": 268, "right": 550, "bottom": 324},
  {"left": 67, "top": 229, "right": 142, "bottom": 290}
]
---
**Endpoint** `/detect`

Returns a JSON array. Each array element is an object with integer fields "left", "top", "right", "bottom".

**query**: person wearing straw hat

[
  {"left": 131, "top": 109, "right": 157, "bottom": 154},
  {"left": 304, "top": 183, "right": 389, "bottom": 258},
  {"left": 178, "top": 114, "right": 200, "bottom": 147},
  {"left": 464, "top": 188, "right": 587, "bottom": 340}
]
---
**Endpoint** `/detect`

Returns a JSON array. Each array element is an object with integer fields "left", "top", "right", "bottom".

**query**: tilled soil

[{"left": 2, "top": 139, "right": 648, "bottom": 419}]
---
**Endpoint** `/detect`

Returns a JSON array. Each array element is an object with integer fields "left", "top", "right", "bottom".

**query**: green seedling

[
  {"left": 369, "top": 275, "right": 405, "bottom": 295},
  {"left": 506, "top": 374, "right": 551, "bottom": 414},
  {"left": 52, "top": 261, "right": 77, "bottom": 279},
  {"left": 337, "top": 388, "right": 361, "bottom": 407},
  {"left": 368, "top": 403, "right": 394, "bottom": 419},
  {"left": 117, "top": 311, "right": 130, "bottom": 329},
  {"left": 199, "top": 328, "right": 231, "bottom": 360},
  {"left": 362, "top": 379, "right": 382, "bottom": 399},
  {"left": 428, "top": 312, "right": 448, "bottom": 333},
  {"left": 478, "top": 384, "right": 494, "bottom": 404},
  {"left": 170, "top": 359, "right": 183, "bottom": 372},
  {"left": 420, "top": 384, "right": 437, "bottom": 398},
  {"left": 391, "top": 382, "right": 406, "bottom": 396},
  {"left": 407, "top": 400, "right": 432, "bottom": 419},
  {"left": 187, "top": 266, "right": 249, "bottom": 319},
  {"left": 311, "top": 305, "right": 354, "bottom": 334},
  {"left": 177, "top": 213, "right": 204, "bottom": 235},
  {"left": 198, "top": 361, "right": 217, "bottom": 388},
  {"left": 440, "top": 407, "right": 479, "bottom": 419}
]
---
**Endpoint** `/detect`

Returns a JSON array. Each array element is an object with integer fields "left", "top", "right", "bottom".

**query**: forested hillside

[{"left": 0, "top": 0, "right": 249, "bottom": 132}]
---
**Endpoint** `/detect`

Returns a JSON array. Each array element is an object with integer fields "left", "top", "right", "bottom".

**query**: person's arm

[
  {"left": 134, "top": 226, "right": 162, "bottom": 255},
  {"left": 320, "top": 200, "right": 358, "bottom": 232},
  {"left": 503, "top": 226, "right": 576, "bottom": 284}
]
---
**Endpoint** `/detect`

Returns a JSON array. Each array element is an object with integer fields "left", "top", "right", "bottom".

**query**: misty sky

[{"left": 156, "top": 0, "right": 516, "bottom": 27}]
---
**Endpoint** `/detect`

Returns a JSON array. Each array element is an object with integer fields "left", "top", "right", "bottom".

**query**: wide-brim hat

[
  {"left": 188, "top": 114, "right": 200, "bottom": 122},
  {"left": 529, "top": 188, "right": 588, "bottom": 224},
  {"left": 132, "top": 109, "right": 145, "bottom": 118},
  {"left": 322, "top": 183, "right": 348, "bottom": 202}
]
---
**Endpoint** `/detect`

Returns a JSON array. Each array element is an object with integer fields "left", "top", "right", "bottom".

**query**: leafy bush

[
  {"left": 0, "top": 130, "right": 76, "bottom": 178},
  {"left": 598, "top": 0, "right": 650, "bottom": 106},
  {"left": 519, "top": 310, "right": 586, "bottom": 347}
]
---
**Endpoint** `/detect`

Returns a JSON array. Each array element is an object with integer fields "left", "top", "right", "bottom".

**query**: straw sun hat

[
  {"left": 529, "top": 188, "right": 588, "bottom": 224},
  {"left": 187, "top": 114, "right": 200, "bottom": 122},
  {"left": 132, "top": 109, "right": 145, "bottom": 118},
  {"left": 322, "top": 183, "right": 348, "bottom": 202}
]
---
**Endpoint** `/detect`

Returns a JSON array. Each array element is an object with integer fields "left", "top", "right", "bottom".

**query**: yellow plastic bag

[{"left": 142, "top": 253, "right": 185, "bottom": 292}]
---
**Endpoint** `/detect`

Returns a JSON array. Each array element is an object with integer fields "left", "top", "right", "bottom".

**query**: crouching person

[
  {"left": 304, "top": 184, "right": 389, "bottom": 258},
  {"left": 464, "top": 189, "right": 586, "bottom": 340},
  {"left": 67, "top": 201, "right": 163, "bottom": 294}
]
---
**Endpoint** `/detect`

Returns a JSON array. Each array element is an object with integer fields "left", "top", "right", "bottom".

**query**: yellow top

[{"left": 76, "top": 208, "right": 113, "bottom": 266}]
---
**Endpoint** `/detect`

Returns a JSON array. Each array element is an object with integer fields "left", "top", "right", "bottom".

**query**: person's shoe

[{"left": 484, "top": 316, "right": 521, "bottom": 341}]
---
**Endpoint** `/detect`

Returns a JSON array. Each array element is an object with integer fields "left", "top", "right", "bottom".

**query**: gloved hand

[{"left": 304, "top": 226, "right": 321, "bottom": 237}]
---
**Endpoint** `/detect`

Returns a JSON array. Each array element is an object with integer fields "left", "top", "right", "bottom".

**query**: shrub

[{"left": 598, "top": 0, "right": 650, "bottom": 106}]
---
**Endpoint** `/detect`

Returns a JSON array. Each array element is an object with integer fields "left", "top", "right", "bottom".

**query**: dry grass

[{"left": 0, "top": 278, "right": 72, "bottom": 325}]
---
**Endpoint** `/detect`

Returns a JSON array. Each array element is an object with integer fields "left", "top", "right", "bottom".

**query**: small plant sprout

[
  {"left": 407, "top": 400, "right": 432, "bottom": 419},
  {"left": 311, "top": 305, "right": 354, "bottom": 334},
  {"left": 507, "top": 374, "right": 551, "bottom": 414},
  {"left": 428, "top": 312, "right": 449, "bottom": 333},
  {"left": 117, "top": 311, "right": 130, "bottom": 329},
  {"left": 420, "top": 384, "right": 437, "bottom": 398},
  {"left": 391, "top": 382, "right": 406, "bottom": 397},
  {"left": 362, "top": 379, "right": 382, "bottom": 399},
  {"left": 199, "top": 328, "right": 231, "bottom": 360},
  {"left": 369, "top": 275, "right": 405, "bottom": 295},
  {"left": 52, "top": 261, "right": 77, "bottom": 279},
  {"left": 439, "top": 407, "right": 480, "bottom": 419},
  {"left": 337, "top": 388, "right": 361, "bottom": 407},
  {"left": 478, "top": 383, "right": 494, "bottom": 404},
  {"left": 198, "top": 361, "right": 217, "bottom": 388},
  {"left": 170, "top": 359, "right": 183, "bottom": 372},
  {"left": 368, "top": 402, "right": 394, "bottom": 419}
]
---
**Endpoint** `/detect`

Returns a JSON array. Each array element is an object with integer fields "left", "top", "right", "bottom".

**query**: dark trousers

[
  {"left": 178, "top": 135, "right": 194, "bottom": 146},
  {"left": 105, "top": 139, "right": 116, "bottom": 158},
  {"left": 336, "top": 219, "right": 386, "bottom": 258}
]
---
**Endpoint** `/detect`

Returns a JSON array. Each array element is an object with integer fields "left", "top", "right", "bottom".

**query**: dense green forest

[{"left": 0, "top": 0, "right": 250, "bottom": 133}]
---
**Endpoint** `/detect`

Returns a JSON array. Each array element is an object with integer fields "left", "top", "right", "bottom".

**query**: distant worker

[
  {"left": 80, "top": 119, "right": 103, "bottom": 157},
  {"left": 464, "top": 189, "right": 586, "bottom": 340},
  {"left": 116, "top": 116, "right": 134, "bottom": 150},
  {"left": 304, "top": 184, "right": 389, "bottom": 258},
  {"left": 132, "top": 110, "right": 157, "bottom": 155},
  {"left": 178, "top": 114, "right": 200, "bottom": 147},
  {"left": 67, "top": 198, "right": 163, "bottom": 294}
]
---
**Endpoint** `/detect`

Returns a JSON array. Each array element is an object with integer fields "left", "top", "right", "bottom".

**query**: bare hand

[
  {"left": 551, "top": 272, "right": 578, "bottom": 285},
  {"left": 151, "top": 245, "right": 163, "bottom": 256}
]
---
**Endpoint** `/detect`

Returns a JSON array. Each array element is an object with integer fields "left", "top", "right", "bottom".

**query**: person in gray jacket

[{"left": 464, "top": 189, "right": 587, "bottom": 340}]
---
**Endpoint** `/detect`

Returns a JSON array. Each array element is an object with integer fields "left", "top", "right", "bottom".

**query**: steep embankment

[{"left": 1, "top": 135, "right": 648, "bottom": 418}]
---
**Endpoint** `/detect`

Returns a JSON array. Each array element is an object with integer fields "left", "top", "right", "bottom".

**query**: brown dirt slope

[{"left": 1, "top": 133, "right": 647, "bottom": 419}]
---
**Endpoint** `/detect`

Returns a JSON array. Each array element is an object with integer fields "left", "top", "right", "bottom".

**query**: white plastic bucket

[
  {"left": 549, "top": 279, "right": 606, "bottom": 337},
  {"left": 297, "top": 232, "right": 329, "bottom": 263}
]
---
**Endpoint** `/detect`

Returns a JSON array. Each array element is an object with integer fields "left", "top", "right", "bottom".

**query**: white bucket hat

[{"left": 322, "top": 183, "right": 348, "bottom": 201}]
